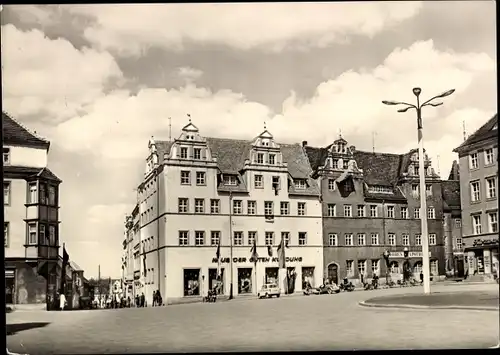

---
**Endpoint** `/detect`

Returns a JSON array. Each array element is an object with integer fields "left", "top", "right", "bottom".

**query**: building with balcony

[
  {"left": 453, "top": 113, "right": 498, "bottom": 279},
  {"left": 3, "top": 111, "right": 61, "bottom": 308},
  {"left": 305, "top": 135, "right": 447, "bottom": 285},
  {"left": 136, "top": 120, "right": 323, "bottom": 305}
]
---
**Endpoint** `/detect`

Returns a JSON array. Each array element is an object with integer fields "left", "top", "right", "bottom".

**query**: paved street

[{"left": 7, "top": 283, "right": 499, "bottom": 354}]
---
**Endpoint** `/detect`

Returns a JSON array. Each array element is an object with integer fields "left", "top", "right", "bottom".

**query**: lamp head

[{"left": 412, "top": 87, "right": 422, "bottom": 97}]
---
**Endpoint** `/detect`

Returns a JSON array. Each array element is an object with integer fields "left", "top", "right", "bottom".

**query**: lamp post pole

[
  {"left": 229, "top": 191, "right": 234, "bottom": 300},
  {"left": 382, "top": 87, "right": 455, "bottom": 295}
]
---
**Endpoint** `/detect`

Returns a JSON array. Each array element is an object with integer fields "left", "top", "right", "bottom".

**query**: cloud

[
  {"left": 176, "top": 66, "right": 203, "bottom": 82},
  {"left": 1, "top": 24, "right": 123, "bottom": 122},
  {"left": 13, "top": 2, "right": 424, "bottom": 55}
]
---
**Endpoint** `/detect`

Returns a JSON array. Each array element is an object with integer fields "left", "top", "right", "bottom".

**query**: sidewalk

[{"left": 359, "top": 290, "right": 499, "bottom": 311}]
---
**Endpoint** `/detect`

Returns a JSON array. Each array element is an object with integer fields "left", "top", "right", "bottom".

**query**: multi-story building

[
  {"left": 305, "top": 135, "right": 447, "bottom": 285},
  {"left": 122, "top": 204, "right": 139, "bottom": 300},
  {"left": 136, "top": 120, "right": 323, "bottom": 305},
  {"left": 453, "top": 113, "right": 498, "bottom": 279},
  {"left": 3, "top": 111, "right": 61, "bottom": 308}
]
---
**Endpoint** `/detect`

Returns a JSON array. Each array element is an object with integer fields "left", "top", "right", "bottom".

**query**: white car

[{"left": 258, "top": 284, "right": 281, "bottom": 298}]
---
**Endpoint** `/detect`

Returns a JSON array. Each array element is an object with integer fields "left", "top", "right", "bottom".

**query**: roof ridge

[{"left": 3, "top": 111, "right": 50, "bottom": 143}]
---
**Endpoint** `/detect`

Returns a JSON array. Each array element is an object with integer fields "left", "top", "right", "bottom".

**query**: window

[
  {"left": 280, "top": 202, "right": 289, "bottom": 215},
  {"left": 4, "top": 222, "right": 9, "bottom": 247},
  {"left": 470, "top": 181, "right": 480, "bottom": 202},
  {"left": 371, "top": 233, "right": 379, "bottom": 245},
  {"left": 345, "top": 233, "right": 353, "bottom": 246},
  {"left": 210, "top": 199, "right": 220, "bottom": 214},
  {"left": 264, "top": 201, "right": 273, "bottom": 216},
  {"left": 429, "top": 233, "right": 436, "bottom": 245},
  {"left": 328, "top": 233, "right": 338, "bottom": 246},
  {"left": 4, "top": 182, "right": 11, "bottom": 205},
  {"left": 257, "top": 153, "right": 264, "bottom": 164},
  {"left": 415, "top": 234, "right": 421, "bottom": 246},
  {"left": 430, "top": 260, "right": 438, "bottom": 276},
  {"left": 344, "top": 205, "right": 352, "bottom": 217},
  {"left": 486, "top": 177, "right": 497, "bottom": 199},
  {"left": 402, "top": 234, "right": 409, "bottom": 246},
  {"left": 386, "top": 206, "right": 395, "bottom": 218},
  {"left": 358, "top": 260, "right": 367, "bottom": 276},
  {"left": 370, "top": 205, "right": 378, "bottom": 217},
  {"left": 371, "top": 260, "right": 380, "bottom": 276},
  {"left": 357, "top": 205, "right": 365, "bottom": 217},
  {"left": 233, "top": 232, "right": 243, "bottom": 246},
  {"left": 281, "top": 232, "right": 290, "bottom": 246},
  {"left": 357, "top": 233, "right": 366, "bottom": 246},
  {"left": 196, "top": 172, "right": 206, "bottom": 185},
  {"left": 455, "top": 219, "right": 461, "bottom": 228},
  {"left": 346, "top": 260, "right": 354, "bottom": 276},
  {"left": 332, "top": 159, "right": 338, "bottom": 169},
  {"left": 328, "top": 179, "right": 336, "bottom": 191},
  {"left": 48, "top": 186, "right": 56, "bottom": 206},
  {"left": 211, "top": 231, "right": 220, "bottom": 246},
  {"left": 194, "top": 199, "right": 205, "bottom": 213},
  {"left": 426, "top": 184, "right": 432, "bottom": 197},
  {"left": 428, "top": 207, "right": 435, "bottom": 219},
  {"left": 469, "top": 153, "right": 478, "bottom": 169},
  {"left": 388, "top": 233, "right": 396, "bottom": 246},
  {"left": 294, "top": 179, "right": 306, "bottom": 190},
  {"left": 40, "top": 224, "right": 46, "bottom": 245},
  {"left": 247, "top": 201, "right": 256, "bottom": 215},
  {"left": 254, "top": 175, "right": 263, "bottom": 189},
  {"left": 343, "top": 160, "right": 349, "bottom": 170},
  {"left": 180, "top": 171, "right": 191, "bottom": 185},
  {"left": 412, "top": 184, "right": 419, "bottom": 198},
  {"left": 327, "top": 204, "right": 336, "bottom": 217},
  {"left": 178, "top": 198, "right": 189, "bottom": 213},
  {"left": 298, "top": 232, "right": 307, "bottom": 245},
  {"left": 488, "top": 212, "right": 498, "bottom": 233},
  {"left": 248, "top": 231, "right": 257, "bottom": 246},
  {"left": 28, "top": 182, "right": 37, "bottom": 204},
  {"left": 269, "top": 154, "right": 276, "bottom": 165},
  {"left": 485, "top": 148, "right": 494, "bottom": 166},
  {"left": 195, "top": 231, "right": 205, "bottom": 246},
  {"left": 180, "top": 147, "right": 188, "bottom": 159},
  {"left": 233, "top": 200, "right": 243, "bottom": 214},
  {"left": 3, "top": 147, "right": 10, "bottom": 165},
  {"left": 39, "top": 183, "right": 47, "bottom": 204},
  {"left": 414, "top": 208, "right": 420, "bottom": 219},
  {"left": 401, "top": 207, "right": 408, "bottom": 219},
  {"left": 49, "top": 226, "right": 56, "bottom": 246},
  {"left": 456, "top": 238, "right": 463, "bottom": 250},
  {"left": 265, "top": 232, "right": 274, "bottom": 245},
  {"left": 193, "top": 148, "right": 201, "bottom": 160},
  {"left": 179, "top": 231, "right": 189, "bottom": 246},
  {"left": 297, "top": 202, "right": 306, "bottom": 216},
  {"left": 28, "top": 223, "right": 37, "bottom": 245},
  {"left": 472, "top": 215, "right": 482, "bottom": 235}
]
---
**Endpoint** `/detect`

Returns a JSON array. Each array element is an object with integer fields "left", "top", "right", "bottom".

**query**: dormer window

[
  {"left": 338, "top": 143, "right": 345, "bottom": 154},
  {"left": 257, "top": 153, "right": 264, "bottom": 164},
  {"left": 332, "top": 159, "right": 338, "bottom": 169},
  {"left": 269, "top": 154, "right": 275, "bottom": 165},
  {"left": 3, "top": 148, "right": 10, "bottom": 165},
  {"left": 223, "top": 175, "right": 238, "bottom": 186},
  {"left": 368, "top": 185, "right": 393, "bottom": 194},
  {"left": 294, "top": 179, "right": 307, "bottom": 190},
  {"left": 415, "top": 166, "right": 419, "bottom": 176},
  {"left": 343, "top": 160, "right": 349, "bottom": 170},
  {"left": 194, "top": 148, "right": 201, "bottom": 160},
  {"left": 180, "top": 147, "right": 188, "bottom": 159}
]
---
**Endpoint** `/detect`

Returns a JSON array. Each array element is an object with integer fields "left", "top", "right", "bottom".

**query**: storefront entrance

[
  {"left": 286, "top": 267, "right": 297, "bottom": 294},
  {"left": 302, "top": 267, "right": 315, "bottom": 289},
  {"left": 183, "top": 269, "right": 200, "bottom": 296},
  {"left": 265, "top": 267, "right": 278, "bottom": 285},
  {"left": 238, "top": 268, "right": 252, "bottom": 294},
  {"left": 6, "top": 272, "right": 15, "bottom": 304},
  {"left": 208, "top": 268, "right": 225, "bottom": 295},
  {"left": 327, "top": 263, "right": 338, "bottom": 285}
]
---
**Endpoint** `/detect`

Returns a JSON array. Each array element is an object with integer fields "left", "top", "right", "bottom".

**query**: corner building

[
  {"left": 305, "top": 135, "right": 447, "bottom": 285},
  {"left": 137, "top": 121, "right": 323, "bottom": 304}
]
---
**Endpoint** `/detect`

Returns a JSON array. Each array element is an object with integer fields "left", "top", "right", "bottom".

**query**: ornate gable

[
  {"left": 403, "top": 148, "right": 438, "bottom": 179},
  {"left": 169, "top": 117, "right": 213, "bottom": 161},
  {"left": 321, "top": 134, "right": 363, "bottom": 175},
  {"left": 248, "top": 125, "right": 283, "bottom": 166}
]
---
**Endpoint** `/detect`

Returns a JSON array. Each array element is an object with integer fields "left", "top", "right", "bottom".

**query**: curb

[{"left": 358, "top": 300, "right": 499, "bottom": 312}]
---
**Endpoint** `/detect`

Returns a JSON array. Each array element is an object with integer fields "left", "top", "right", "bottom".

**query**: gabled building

[
  {"left": 3, "top": 111, "right": 62, "bottom": 309},
  {"left": 305, "top": 135, "right": 447, "bottom": 285},
  {"left": 121, "top": 203, "right": 139, "bottom": 300},
  {"left": 453, "top": 114, "right": 498, "bottom": 280},
  {"left": 136, "top": 120, "right": 323, "bottom": 305}
]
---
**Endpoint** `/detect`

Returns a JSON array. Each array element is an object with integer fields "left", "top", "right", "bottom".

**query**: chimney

[{"left": 302, "top": 141, "right": 308, "bottom": 147}]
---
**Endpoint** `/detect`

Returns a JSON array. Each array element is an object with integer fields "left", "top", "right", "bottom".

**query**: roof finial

[
  {"left": 187, "top": 113, "right": 191, "bottom": 123},
  {"left": 338, "top": 128, "right": 342, "bottom": 139},
  {"left": 264, "top": 121, "right": 267, "bottom": 130}
]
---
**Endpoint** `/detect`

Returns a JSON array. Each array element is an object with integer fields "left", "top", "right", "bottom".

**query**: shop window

[
  {"left": 430, "top": 260, "right": 438, "bottom": 276},
  {"left": 413, "top": 261, "right": 422, "bottom": 275},
  {"left": 265, "top": 267, "right": 279, "bottom": 285},
  {"left": 237, "top": 268, "right": 252, "bottom": 294},
  {"left": 389, "top": 261, "right": 399, "bottom": 274},
  {"left": 301, "top": 266, "right": 315, "bottom": 289},
  {"left": 208, "top": 268, "right": 224, "bottom": 295},
  {"left": 183, "top": 269, "right": 200, "bottom": 296}
]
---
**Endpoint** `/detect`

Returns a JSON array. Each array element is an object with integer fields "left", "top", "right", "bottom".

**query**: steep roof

[
  {"left": 454, "top": 114, "right": 498, "bottom": 152},
  {"left": 155, "top": 140, "right": 174, "bottom": 163},
  {"left": 206, "top": 137, "right": 252, "bottom": 174},
  {"left": 441, "top": 180, "right": 461, "bottom": 211},
  {"left": 69, "top": 260, "right": 83, "bottom": 271},
  {"left": 353, "top": 151, "right": 402, "bottom": 186},
  {"left": 4, "top": 166, "right": 62, "bottom": 183},
  {"left": 448, "top": 160, "right": 460, "bottom": 181},
  {"left": 2, "top": 111, "right": 50, "bottom": 149}
]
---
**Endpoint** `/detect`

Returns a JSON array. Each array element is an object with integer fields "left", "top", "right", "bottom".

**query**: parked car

[{"left": 258, "top": 284, "right": 281, "bottom": 299}]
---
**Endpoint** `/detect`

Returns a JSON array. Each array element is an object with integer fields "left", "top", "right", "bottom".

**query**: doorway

[
  {"left": 208, "top": 268, "right": 225, "bottom": 295},
  {"left": 238, "top": 268, "right": 253, "bottom": 294},
  {"left": 183, "top": 269, "right": 201, "bottom": 296},
  {"left": 327, "top": 263, "right": 339, "bottom": 285},
  {"left": 5, "top": 276, "right": 15, "bottom": 304},
  {"left": 286, "top": 267, "right": 296, "bottom": 294}
]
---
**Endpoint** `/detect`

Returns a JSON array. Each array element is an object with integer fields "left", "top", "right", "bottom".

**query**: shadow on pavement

[{"left": 7, "top": 322, "right": 50, "bottom": 336}]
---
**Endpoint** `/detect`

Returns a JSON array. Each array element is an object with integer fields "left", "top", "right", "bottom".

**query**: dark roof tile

[
  {"left": 454, "top": 114, "right": 498, "bottom": 152},
  {"left": 4, "top": 166, "right": 62, "bottom": 183},
  {"left": 2, "top": 111, "right": 50, "bottom": 149},
  {"left": 353, "top": 150, "right": 402, "bottom": 186},
  {"left": 441, "top": 180, "right": 461, "bottom": 210}
]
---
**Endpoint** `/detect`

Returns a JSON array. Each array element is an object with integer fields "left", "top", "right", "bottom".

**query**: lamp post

[
  {"left": 403, "top": 247, "right": 410, "bottom": 282},
  {"left": 383, "top": 250, "right": 391, "bottom": 285},
  {"left": 382, "top": 87, "right": 455, "bottom": 294}
]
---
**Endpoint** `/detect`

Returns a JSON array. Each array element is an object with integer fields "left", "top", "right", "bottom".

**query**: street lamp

[
  {"left": 382, "top": 87, "right": 455, "bottom": 295},
  {"left": 403, "top": 247, "right": 410, "bottom": 282},
  {"left": 383, "top": 250, "right": 391, "bottom": 284}
]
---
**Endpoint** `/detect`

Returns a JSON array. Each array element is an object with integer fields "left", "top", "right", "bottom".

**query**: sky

[{"left": 1, "top": 2, "right": 496, "bottom": 278}]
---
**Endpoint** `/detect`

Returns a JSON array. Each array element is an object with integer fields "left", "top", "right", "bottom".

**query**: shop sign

[
  {"left": 389, "top": 252, "right": 432, "bottom": 258},
  {"left": 212, "top": 256, "right": 303, "bottom": 264}
]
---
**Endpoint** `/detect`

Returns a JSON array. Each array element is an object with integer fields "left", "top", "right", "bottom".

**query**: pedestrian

[
  {"left": 156, "top": 290, "right": 162, "bottom": 306},
  {"left": 419, "top": 270, "right": 424, "bottom": 284},
  {"left": 152, "top": 290, "right": 157, "bottom": 307},
  {"left": 59, "top": 292, "right": 66, "bottom": 311},
  {"left": 140, "top": 292, "right": 145, "bottom": 307},
  {"left": 127, "top": 296, "right": 131, "bottom": 308}
]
